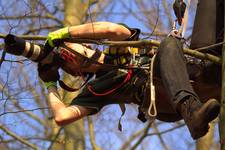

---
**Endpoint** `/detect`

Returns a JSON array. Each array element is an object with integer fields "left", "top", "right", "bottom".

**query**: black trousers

[
  {"left": 191, "top": 0, "right": 223, "bottom": 85},
  {"left": 154, "top": 0, "right": 223, "bottom": 110},
  {"left": 154, "top": 37, "right": 198, "bottom": 110},
  {"left": 191, "top": 0, "right": 223, "bottom": 56}
]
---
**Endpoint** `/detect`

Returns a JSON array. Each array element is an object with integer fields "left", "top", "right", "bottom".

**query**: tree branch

[
  {"left": 66, "top": 38, "right": 222, "bottom": 65},
  {"left": 120, "top": 126, "right": 146, "bottom": 150},
  {"left": 0, "top": 34, "right": 46, "bottom": 40},
  {"left": 152, "top": 123, "right": 170, "bottom": 150},
  {"left": 0, "top": 107, "right": 48, "bottom": 117},
  {"left": 0, "top": 84, "right": 48, "bottom": 127},
  {"left": 146, "top": 123, "right": 185, "bottom": 136},
  {"left": 0, "top": 15, "right": 63, "bottom": 25},
  {"left": 47, "top": 127, "right": 64, "bottom": 150},
  {"left": 130, "top": 121, "right": 152, "bottom": 150},
  {"left": 87, "top": 117, "right": 101, "bottom": 150},
  {"left": 0, "top": 34, "right": 221, "bottom": 64},
  {"left": 0, "top": 124, "right": 38, "bottom": 150}
]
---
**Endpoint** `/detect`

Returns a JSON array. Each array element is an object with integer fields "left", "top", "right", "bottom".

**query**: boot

[{"left": 177, "top": 97, "right": 220, "bottom": 139}]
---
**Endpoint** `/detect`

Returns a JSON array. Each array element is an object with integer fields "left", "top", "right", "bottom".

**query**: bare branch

[
  {"left": 0, "top": 83, "right": 48, "bottom": 127},
  {"left": 130, "top": 121, "right": 152, "bottom": 150},
  {"left": 152, "top": 123, "right": 170, "bottom": 150},
  {"left": 0, "top": 123, "right": 38, "bottom": 150},
  {"left": 66, "top": 38, "right": 222, "bottom": 65},
  {"left": 24, "top": 25, "right": 61, "bottom": 35},
  {"left": 120, "top": 126, "right": 146, "bottom": 150},
  {"left": 0, "top": 34, "right": 46, "bottom": 40},
  {"left": 146, "top": 124, "right": 185, "bottom": 137},
  {"left": 47, "top": 127, "right": 64, "bottom": 150},
  {"left": 0, "top": 33, "right": 221, "bottom": 64},
  {"left": 0, "top": 107, "right": 48, "bottom": 117},
  {"left": 0, "top": 15, "right": 64, "bottom": 25},
  {"left": 87, "top": 117, "right": 101, "bottom": 150}
]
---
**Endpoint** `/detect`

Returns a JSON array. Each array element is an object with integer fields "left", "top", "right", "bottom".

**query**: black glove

[{"left": 38, "top": 63, "right": 60, "bottom": 88}]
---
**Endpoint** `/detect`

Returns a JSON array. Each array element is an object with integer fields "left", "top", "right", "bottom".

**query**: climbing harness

[{"left": 87, "top": 69, "right": 133, "bottom": 96}]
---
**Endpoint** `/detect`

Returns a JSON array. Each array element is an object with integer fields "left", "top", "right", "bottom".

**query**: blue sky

[{"left": 0, "top": 0, "right": 220, "bottom": 150}]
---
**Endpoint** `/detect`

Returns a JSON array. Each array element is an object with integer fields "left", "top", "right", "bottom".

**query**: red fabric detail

[
  {"left": 60, "top": 47, "right": 133, "bottom": 96},
  {"left": 87, "top": 69, "right": 132, "bottom": 96},
  {"left": 60, "top": 47, "right": 77, "bottom": 64}
]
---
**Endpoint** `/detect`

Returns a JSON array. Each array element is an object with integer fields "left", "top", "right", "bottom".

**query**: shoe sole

[
  {"left": 192, "top": 125, "right": 209, "bottom": 140},
  {"left": 204, "top": 99, "right": 220, "bottom": 123},
  {"left": 192, "top": 99, "right": 220, "bottom": 140}
]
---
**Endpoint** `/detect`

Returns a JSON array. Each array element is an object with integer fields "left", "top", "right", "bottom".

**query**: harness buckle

[
  {"left": 128, "top": 47, "right": 139, "bottom": 65},
  {"left": 168, "top": 21, "right": 183, "bottom": 39}
]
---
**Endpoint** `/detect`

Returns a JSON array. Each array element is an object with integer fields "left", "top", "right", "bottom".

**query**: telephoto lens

[{"left": 4, "top": 34, "right": 51, "bottom": 62}]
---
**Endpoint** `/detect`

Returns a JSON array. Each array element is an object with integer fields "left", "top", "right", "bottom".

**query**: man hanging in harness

[{"left": 4, "top": 1, "right": 221, "bottom": 139}]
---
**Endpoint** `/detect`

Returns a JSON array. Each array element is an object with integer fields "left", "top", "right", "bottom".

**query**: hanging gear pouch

[{"left": 190, "top": 0, "right": 224, "bottom": 56}]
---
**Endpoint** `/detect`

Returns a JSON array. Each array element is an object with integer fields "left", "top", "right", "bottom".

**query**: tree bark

[
  {"left": 63, "top": 0, "right": 87, "bottom": 25},
  {"left": 196, "top": 122, "right": 215, "bottom": 150},
  {"left": 60, "top": 1, "right": 91, "bottom": 150},
  {"left": 219, "top": 2, "right": 225, "bottom": 149}
]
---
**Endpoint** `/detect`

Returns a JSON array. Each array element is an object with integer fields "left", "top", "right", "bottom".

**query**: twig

[
  {"left": 0, "top": 83, "right": 48, "bottom": 126},
  {"left": 120, "top": 126, "right": 146, "bottom": 150},
  {"left": 0, "top": 14, "right": 63, "bottom": 25},
  {"left": 152, "top": 123, "right": 170, "bottom": 150},
  {"left": 87, "top": 117, "right": 101, "bottom": 150},
  {"left": 0, "top": 59, "right": 29, "bottom": 64},
  {"left": 0, "top": 34, "right": 46, "bottom": 40},
  {"left": 146, "top": 123, "right": 185, "bottom": 136},
  {"left": 47, "top": 127, "right": 64, "bottom": 150},
  {"left": 130, "top": 121, "right": 152, "bottom": 150},
  {"left": 193, "top": 41, "right": 225, "bottom": 51},
  {"left": 0, "top": 107, "right": 49, "bottom": 117},
  {"left": 0, "top": 124, "right": 39, "bottom": 150}
]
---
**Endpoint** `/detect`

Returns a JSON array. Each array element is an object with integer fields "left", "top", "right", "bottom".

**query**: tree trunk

[
  {"left": 196, "top": 122, "right": 215, "bottom": 150},
  {"left": 64, "top": 0, "right": 87, "bottom": 25},
  {"left": 61, "top": 1, "right": 90, "bottom": 149},
  {"left": 219, "top": 1, "right": 225, "bottom": 149}
]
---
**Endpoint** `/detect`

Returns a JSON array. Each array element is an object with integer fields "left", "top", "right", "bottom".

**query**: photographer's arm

[
  {"left": 47, "top": 22, "right": 132, "bottom": 47},
  {"left": 68, "top": 22, "right": 131, "bottom": 41},
  {"left": 47, "top": 86, "right": 92, "bottom": 126},
  {"left": 38, "top": 64, "right": 93, "bottom": 126}
]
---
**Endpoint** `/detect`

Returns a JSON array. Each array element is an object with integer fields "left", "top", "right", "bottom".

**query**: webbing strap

[
  {"left": 59, "top": 80, "right": 80, "bottom": 92},
  {"left": 58, "top": 73, "right": 94, "bottom": 92},
  {"left": 118, "top": 104, "right": 126, "bottom": 131},
  {"left": 82, "top": 49, "right": 102, "bottom": 68},
  {"left": 180, "top": 0, "right": 191, "bottom": 37},
  {"left": 61, "top": 43, "right": 118, "bottom": 70}
]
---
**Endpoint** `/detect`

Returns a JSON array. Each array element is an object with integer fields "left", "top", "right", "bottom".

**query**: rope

[{"left": 148, "top": 54, "right": 157, "bottom": 117}]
